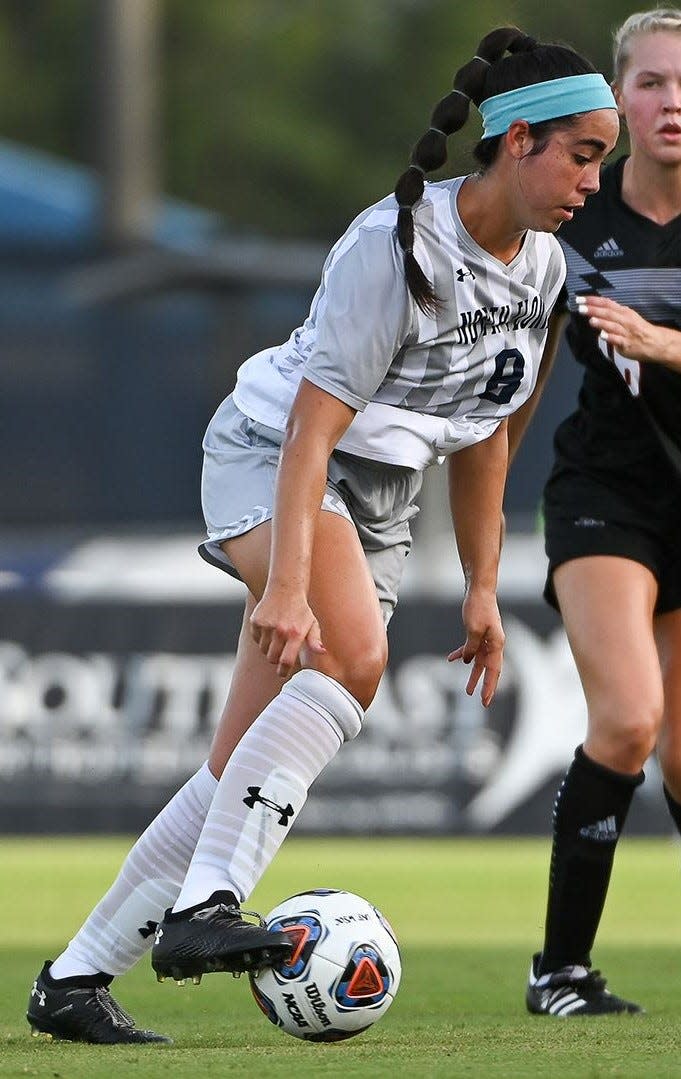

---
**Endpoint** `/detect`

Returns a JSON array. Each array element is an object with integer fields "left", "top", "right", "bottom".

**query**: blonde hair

[{"left": 613, "top": 8, "right": 681, "bottom": 81}]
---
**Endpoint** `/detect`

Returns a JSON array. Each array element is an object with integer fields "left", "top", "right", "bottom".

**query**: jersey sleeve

[{"left": 302, "top": 225, "right": 415, "bottom": 411}]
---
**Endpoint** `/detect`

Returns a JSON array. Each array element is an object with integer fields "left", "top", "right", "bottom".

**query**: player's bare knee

[
  {"left": 316, "top": 644, "right": 387, "bottom": 711},
  {"left": 597, "top": 714, "right": 660, "bottom": 769},
  {"left": 337, "top": 663, "right": 385, "bottom": 711},
  {"left": 353, "top": 639, "right": 388, "bottom": 708},
  {"left": 620, "top": 724, "right": 658, "bottom": 766}
]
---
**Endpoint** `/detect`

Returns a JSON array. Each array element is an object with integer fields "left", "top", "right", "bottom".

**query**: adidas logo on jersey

[
  {"left": 579, "top": 815, "right": 618, "bottom": 842},
  {"left": 593, "top": 237, "right": 623, "bottom": 258}
]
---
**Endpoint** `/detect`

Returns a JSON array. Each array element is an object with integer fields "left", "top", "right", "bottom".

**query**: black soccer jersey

[{"left": 554, "top": 155, "right": 681, "bottom": 483}]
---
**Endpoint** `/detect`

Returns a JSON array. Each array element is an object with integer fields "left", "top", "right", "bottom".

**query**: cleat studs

[
  {"left": 232, "top": 971, "right": 242, "bottom": 979},
  {"left": 31, "top": 1028, "right": 52, "bottom": 1040},
  {"left": 175, "top": 979, "right": 186, "bottom": 987},
  {"left": 262, "top": 949, "right": 271, "bottom": 961},
  {"left": 191, "top": 975, "right": 202, "bottom": 986},
  {"left": 156, "top": 974, "right": 167, "bottom": 983}
]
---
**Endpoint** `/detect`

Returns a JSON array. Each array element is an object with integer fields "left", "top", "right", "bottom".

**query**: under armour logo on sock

[
  {"left": 579, "top": 815, "right": 618, "bottom": 842},
  {"left": 138, "top": 920, "right": 159, "bottom": 939},
  {"left": 243, "top": 786, "right": 294, "bottom": 826}
]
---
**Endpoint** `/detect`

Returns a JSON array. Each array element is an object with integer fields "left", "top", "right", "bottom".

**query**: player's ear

[
  {"left": 611, "top": 82, "right": 626, "bottom": 121},
  {"left": 505, "top": 119, "right": 532, "bottom": 160}
]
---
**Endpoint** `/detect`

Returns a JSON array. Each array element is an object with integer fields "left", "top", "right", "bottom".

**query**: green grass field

[{"left": 2, "top": 836, "right": 681, "bottom": 1077}]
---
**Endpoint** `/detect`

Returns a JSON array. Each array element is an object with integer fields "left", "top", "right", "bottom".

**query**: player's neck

[
  {"left": 621, "top": 154, "right": 681, "bottom": 225},
  {"left": 457, "top": 174, "right": 525, "bottom": 264}
]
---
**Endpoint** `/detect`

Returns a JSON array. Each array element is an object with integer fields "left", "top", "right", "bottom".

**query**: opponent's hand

[
  {"left": 447, "top": 587, "right": 505, "bottom": 707},
  {"left": 575, "top": 294, "right": 666, "bottom": 363},
  {"left": 249, "top": 588, "right": 326, "bottom": 677}
]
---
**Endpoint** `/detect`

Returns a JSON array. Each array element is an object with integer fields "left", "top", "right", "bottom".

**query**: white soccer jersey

[{"left": 233, "top": 177, "right": 566, "bottom": 469}]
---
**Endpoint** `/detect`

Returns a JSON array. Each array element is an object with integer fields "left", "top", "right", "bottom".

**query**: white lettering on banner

[
  {"left": 0, "top": 645, "right": 233, "bottom": 779},
  {"left": 0, "top": 624, "right": 662, "bottom": 827}
]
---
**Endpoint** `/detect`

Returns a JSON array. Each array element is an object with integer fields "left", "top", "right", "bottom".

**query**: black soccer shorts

[{"left": 543, "top": 466, "right": 681, "bottom": 615}]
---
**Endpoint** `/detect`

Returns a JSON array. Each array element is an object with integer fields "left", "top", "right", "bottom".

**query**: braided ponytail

[{"left": 394, "top": 27, "right": 534, "bottom": 315}]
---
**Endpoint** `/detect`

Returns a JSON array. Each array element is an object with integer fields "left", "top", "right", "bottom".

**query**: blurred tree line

[{"left": 0, "top": 0, "right": 632, "bottom": 242}]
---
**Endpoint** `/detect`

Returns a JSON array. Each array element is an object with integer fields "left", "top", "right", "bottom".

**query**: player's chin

[{"left": 530, "top": 211, "right": 565, "bottom": 234}]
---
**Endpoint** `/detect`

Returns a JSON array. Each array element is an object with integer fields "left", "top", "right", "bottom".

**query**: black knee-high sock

[
  {"left": 663, "top": 785, "right": 681, "bottom": 835},
  {"left": 538, "top": 745, "right": 644, "bottom": 975}
]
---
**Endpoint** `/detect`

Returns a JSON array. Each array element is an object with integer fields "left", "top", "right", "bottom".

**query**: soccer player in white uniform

[{"left": 27, "top": 26, "right": 618, "bottom": 1043}]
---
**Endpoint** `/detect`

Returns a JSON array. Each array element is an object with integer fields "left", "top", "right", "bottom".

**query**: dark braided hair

[{"left": 394, "top": 27, "right": 597, "bottom": 315}]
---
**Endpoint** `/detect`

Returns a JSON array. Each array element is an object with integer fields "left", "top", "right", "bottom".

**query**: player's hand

[
  {"left": 575, "top": 294, "right": 667, "bottom": 364},
  {"left": 250, "top": 588, "right": 326, "bottom": 677},
  {"left": 447, "top": 587, "right": 504, "bottom": 707}
]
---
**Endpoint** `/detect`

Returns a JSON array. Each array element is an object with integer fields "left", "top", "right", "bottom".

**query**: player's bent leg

[
  {"left": 151, "top": 669, "right": 363, "bottom": 981},
  {"left": 151, "top": 513, "right": 381, "bottom": 982},
  {"left": 26, "top": 962, "right": 172, "bottom": 1044},
  {"left": 151, "top": 593, "right": 304, "bottom": 981}
]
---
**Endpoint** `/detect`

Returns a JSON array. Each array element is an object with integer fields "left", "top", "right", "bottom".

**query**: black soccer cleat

[
  {"left": 526, "top": 952, "right": 643, "bottom": 1016},
  {"left": 151, "top": 890, "right": 292, "bottom": 982},
  {"left": 26, "top": 961, "right": 172, "bottom": 1044}
]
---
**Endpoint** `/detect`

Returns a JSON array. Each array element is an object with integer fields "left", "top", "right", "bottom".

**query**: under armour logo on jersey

[
  {"left": 456, "top": 266, "right": 475, "bottom": 282},
  {"left": 593, "top": 237, "right": 624, "bottom": 259},
  {"left": 31, "top": 982, "right": 47, "bottom": 1007},
  {"left": 243, "top": 786, "right": 294, "bottom": 826},
  {"left": 138, "top": 919, "right": 159, "bottom": 939}
]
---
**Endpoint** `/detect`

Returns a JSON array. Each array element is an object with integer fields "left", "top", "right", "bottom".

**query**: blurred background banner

[
  {"left": 0, "top": 534, "right": 669, "bottom": 836},
  {"left": 0, "top": 0, "right": 670, "bottom": 834}
]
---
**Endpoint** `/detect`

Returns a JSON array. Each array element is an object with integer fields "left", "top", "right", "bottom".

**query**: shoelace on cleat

[
  {"left": 191, "top": 903, "right": 266, "bottom": 928},
  {"left": 88, "top": 987, "right": 136, "bottom": 1029}
]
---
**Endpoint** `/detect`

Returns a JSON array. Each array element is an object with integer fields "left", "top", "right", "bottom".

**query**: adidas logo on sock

[
  {"left": 579, "top": 815, "right": 618, "bottom": 842},
  {"left": 593, "top": 237, "right": 623, "bottom": 258}
]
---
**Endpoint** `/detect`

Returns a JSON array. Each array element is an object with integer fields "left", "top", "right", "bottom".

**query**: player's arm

[
  {"left": 506, "top": 306, "right": 568, "bottom": 466},
  {"left": 249, "top": 378, "right": 355, "bottom": 676},
  {"left": 576, "top": 295, "right": 681, "bottom": 371},
  {"left": 446, "top": 419, "right": 509, "bottom": 707}
]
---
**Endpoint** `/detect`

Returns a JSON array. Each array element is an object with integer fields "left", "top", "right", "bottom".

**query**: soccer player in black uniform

[
  {"left": 527, "top": 8, "right": 681, "bottom": 1017},
  {"left": 26, "top": 29, "right": 620, "bottom": 1043}
]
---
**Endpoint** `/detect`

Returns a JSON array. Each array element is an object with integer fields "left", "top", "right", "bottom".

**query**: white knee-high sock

[
  {"left": 173, "top": 670, "right": 363, "bottom": 911},
  {"left": 49, "top": 762, "right": 217, "bottom": 979}
]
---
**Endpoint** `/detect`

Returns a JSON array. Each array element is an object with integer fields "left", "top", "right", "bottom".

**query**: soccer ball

[{"left": 249, "top": 889, "right": 401, "bottom": 1042}]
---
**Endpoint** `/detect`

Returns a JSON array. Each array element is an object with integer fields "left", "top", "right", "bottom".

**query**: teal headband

[{"left": 478, "top": 73, "right": 617, "bottom": 139}]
